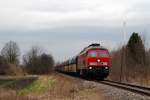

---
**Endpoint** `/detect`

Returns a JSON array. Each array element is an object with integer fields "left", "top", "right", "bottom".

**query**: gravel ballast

[{"left": 82, "top": 80, "right": 150, "bottom": 100}]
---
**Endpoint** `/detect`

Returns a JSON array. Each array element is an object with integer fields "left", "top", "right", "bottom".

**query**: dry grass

[
  {"left": 5, "top": 64, "right": 25, "bottom": 76},
  {"left": 18, "top": 75, "right": 54, "bottom": 96},
  {"left": 0, "top": 73, "right": 105, "bottom": 100},
  {"left": 0, "top": 75, "right": 38, "bottom": 100},
  {"left": 40, "top": 73, "right": 104, "bottom": 100}
]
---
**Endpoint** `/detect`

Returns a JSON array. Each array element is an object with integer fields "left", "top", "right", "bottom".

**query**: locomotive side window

[
  {"left": 89, "top": 50, "right": 97, "bottom": 57},
  {"left": 100, "top": 49, "right": 108, "bottom": 57}
]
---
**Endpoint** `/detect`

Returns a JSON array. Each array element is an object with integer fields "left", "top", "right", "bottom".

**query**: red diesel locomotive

[{"left": 56, "top": 43, "right": 110, "bottom": 79}]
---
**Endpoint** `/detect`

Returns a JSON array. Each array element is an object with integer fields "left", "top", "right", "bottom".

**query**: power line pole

[
  {"left": 123, "top": 21, "right": 126, "bottom": 44},
  {"left": 120, "top": 21, "right": 126, "bottom": 82}
]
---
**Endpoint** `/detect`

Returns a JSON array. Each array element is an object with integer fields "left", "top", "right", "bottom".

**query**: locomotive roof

[
  {"left": 79, "top": 43, "right": 106, "bottom": 54},
  {"left": 57, "top": 43, "right": 107, "bottom": 66}
]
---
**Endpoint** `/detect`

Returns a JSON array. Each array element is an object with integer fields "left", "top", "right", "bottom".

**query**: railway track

[
  {"left": 99, "top": 80, "right": 150, "bottom": 96},
  {"left": 57, "top": 72, "right": 150, "bottom": 96}
]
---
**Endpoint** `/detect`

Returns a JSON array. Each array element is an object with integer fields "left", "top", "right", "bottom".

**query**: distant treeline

[
  {"left": 110, "top": 32, "right": 150, "bottom": 86},
  {"left": 0, "top": 41, "right": 54, "bottom": 75}
]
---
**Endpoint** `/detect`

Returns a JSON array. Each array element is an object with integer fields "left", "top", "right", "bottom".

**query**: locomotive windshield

[
  {"left": 89, "top": 50, "right": 97, "bottom": 57},
  {"left": 88, "top": 49, "right": 109, "bottom": 57},
  {"left": 100, "top": 49, "right": 109, "bottom": 57}
]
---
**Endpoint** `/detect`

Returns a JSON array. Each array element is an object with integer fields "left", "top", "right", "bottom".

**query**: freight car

[{"left": 56, "top": 43, "right": 110, "bottom": 80}]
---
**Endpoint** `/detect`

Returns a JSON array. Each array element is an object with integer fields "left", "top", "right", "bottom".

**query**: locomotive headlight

[
  {"left": 89, "top": 67, "right": 92, "bottom": 69},
  {"left": 89, "top": 62, "right": 97, "bottom": 66},
  {"left": 105, "top": 67, "right": 109, "bottom": 69}
]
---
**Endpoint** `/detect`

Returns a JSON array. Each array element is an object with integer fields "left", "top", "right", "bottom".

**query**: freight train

[{"left": 56, "top": 43, "right": 110, "bottom": 80}]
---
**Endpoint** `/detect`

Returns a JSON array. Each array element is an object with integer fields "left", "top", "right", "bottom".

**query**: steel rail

[
  {"left": 99, "top": 80, "right": 150, "bottom": 96},
  {"left": 105, "top": 80, "right": 150, "bottom": 91},
  {"left": 57, "top": 72, "right": 150, "bottom": 96}
]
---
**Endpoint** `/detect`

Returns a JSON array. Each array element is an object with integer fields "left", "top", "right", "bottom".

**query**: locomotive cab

[
  {"left": 87, "top": 48, "right": 110, "bottom": 78},
  {"left": 77, "top": 43, "right": 110, "bottom": 79},
  {"left": 56, "top": 43, "right": 110, "bottom": 80}
]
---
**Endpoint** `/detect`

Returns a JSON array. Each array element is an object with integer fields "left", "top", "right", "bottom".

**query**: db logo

[{"left": 97, "top": 59, "right": 100, "bottom": 62}]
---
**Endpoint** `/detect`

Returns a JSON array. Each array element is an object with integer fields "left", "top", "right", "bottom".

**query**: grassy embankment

[{"left": 0, "top": 75, "right": 54, "bottom": 96}]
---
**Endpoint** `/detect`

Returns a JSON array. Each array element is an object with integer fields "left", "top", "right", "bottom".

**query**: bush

[
  {"left": 5, "top": 64, "right": 24, "bottom": 76},
  {"left": 24, "top": 54, "right": 54, "bottom": 75},
  {"left": 0, "top": 56, "right": 8, "bottom": 75},
  {"left": 23, "top": 46, "right": 54, "bottom": 75}
]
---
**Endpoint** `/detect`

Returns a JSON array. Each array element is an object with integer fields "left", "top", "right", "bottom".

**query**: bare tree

[
  {"left": 23, "top": 46, "right": 43, "bottom": 66},
  {"left": 23, "top": 46, "right": 54, "bottom": 74},
  {"left": 1, "top": 41, "right": 20, "bottom": 65}
]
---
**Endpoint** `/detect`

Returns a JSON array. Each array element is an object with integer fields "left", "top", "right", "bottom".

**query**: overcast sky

[{"left": 0, "top": 0, "right": 150, "bottom": 61}]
